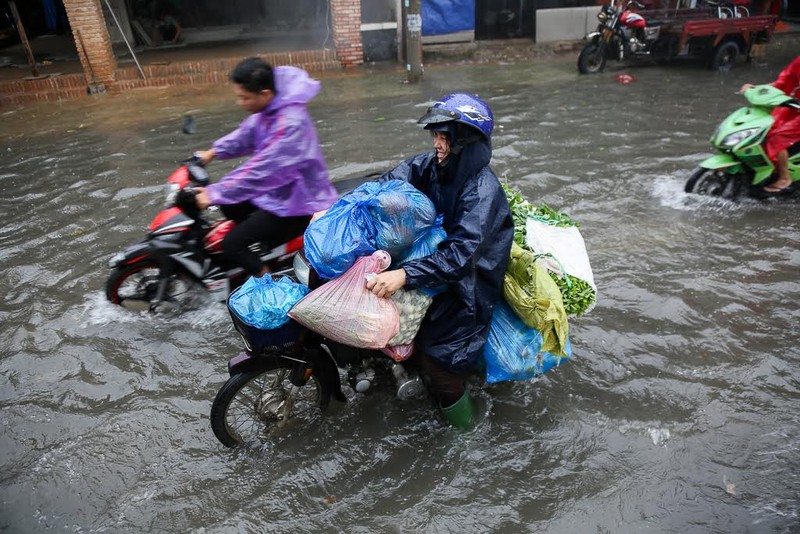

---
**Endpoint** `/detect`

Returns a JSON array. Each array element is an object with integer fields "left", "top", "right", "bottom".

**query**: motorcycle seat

[{"left": 646, "top": 20, "right": 668, "bottom": 27}]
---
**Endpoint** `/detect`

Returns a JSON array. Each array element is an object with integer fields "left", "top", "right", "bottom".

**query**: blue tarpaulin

[{"left": 422, "top": 0, "right": 475, "bottom": 36}]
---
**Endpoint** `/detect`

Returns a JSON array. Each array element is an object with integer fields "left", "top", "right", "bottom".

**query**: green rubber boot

[{"left": 440, "top": 391, "right": 475, "bottom": 429}]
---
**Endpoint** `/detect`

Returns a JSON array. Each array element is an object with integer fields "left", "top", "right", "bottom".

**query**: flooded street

[{"left": 2, "top": 41, "right": 799, "bottom": 532}]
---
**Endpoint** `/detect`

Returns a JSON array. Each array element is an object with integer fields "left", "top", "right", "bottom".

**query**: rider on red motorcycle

[{"left": 187, "top": 57, "right": 338, "bottom": 278}]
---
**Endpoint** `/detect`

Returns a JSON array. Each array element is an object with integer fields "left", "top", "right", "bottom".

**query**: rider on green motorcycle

[{"left": 740, "top": 55, "right": 800, "bottom": 194}]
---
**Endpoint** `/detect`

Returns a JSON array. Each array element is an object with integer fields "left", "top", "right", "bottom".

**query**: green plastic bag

[{"left": 503, "top": 243, "right": 569, "bottom": 357}]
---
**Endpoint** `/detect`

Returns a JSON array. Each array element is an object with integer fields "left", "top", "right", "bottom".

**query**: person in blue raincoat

[
  {"left": 365, "top": 93, "right": 514, "bottom": 428},
  {"left": 191, "top": 57, "right": 338, "bottom": 278}
]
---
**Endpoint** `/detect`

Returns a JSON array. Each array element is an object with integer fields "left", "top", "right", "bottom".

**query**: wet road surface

[{"left": 1, "top": 41, "right": 799, "bottom": 532}]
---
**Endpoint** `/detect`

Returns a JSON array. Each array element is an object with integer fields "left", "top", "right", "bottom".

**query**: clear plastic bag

[
  {"left": 288, "top": 251, "right": 400, "bottom": 349},
  {"left": 387, "top": 287, "right": 432, "bottom": 346},
  {"left": 483, "top": 300, "right": 572, "bottom": 384}
]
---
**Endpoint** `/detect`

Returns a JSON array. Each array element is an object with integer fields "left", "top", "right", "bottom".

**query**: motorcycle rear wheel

[
  {"left": 106, "top": 261, "right": 195, "bottom": 312},
  {"left": 578, "top": 41, "right": 607, "bottom": 74},
  {"left": 685, "top": 167, "right": 743, "bottom": 199},
  {"left": 210, "top": 360, "right": 331, "bottom": 447},
  {"left": 709, "top": 41, "right": 739, "bottom": 72}
]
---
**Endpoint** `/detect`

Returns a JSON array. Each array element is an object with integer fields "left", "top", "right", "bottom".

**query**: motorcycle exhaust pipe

[{"left": 391, "top": 363, "right": 426, "bottom": 401}]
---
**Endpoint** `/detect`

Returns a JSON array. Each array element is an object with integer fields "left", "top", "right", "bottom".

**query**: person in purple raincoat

[{"left": 192, "top": 57, "right": 337, "bottom": 278}]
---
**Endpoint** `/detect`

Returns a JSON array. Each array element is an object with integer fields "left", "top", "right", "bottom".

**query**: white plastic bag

[
  {"left": 526, "top": 218, "right": 597, "bottom": 313},
  {"left": 526, "top": 219, "right": 596, "bottom": 290}
]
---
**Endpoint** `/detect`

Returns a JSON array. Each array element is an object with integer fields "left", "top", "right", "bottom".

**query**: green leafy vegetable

[
  {"left": 502, "top": 181, "right": 595, "bottom": 317},
  {"left": 548, "top": 272, "right": 596, "bottom": 317}
]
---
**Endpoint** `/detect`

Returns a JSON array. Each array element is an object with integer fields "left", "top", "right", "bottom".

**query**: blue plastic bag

[
  {"left": 483, "top": 300, "right": 572, "bottom": 384},
  {"left": 396, "top": 215, "right": 445, "bottom": 265},
  {"left": 227, "top": 275, "right": 310, "bottom": 330},
  {"left": 395, "top": 215, "right": 447, "bottom": 297},
  {"left": 304, "top": 180, "right": 437, "bottom": 280}
]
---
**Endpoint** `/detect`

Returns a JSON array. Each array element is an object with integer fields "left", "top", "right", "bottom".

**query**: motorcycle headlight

[
  {"left": 292, "top": 252, "right": 311, "bottom": 287},
  {"left": 720, "top": 128, "right": 759, "bottom": 148},
  {"left": 164, "top": 182, "right": 180, "bottom": 207},
  {"left": 597, "top": 10, "right": 608, "bottom": 22}
]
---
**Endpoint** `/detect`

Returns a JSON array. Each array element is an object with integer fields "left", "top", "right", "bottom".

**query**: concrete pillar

[
  {"left": 330, "top": 0, "right": 364, "bottom": 68},
  {"left": 63, "top": 0, "right": 116, "bottom": 90}
]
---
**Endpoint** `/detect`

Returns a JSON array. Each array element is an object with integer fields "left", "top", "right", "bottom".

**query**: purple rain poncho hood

[{"left": 206, "top": 66, "right": 337, "bottom": 216}]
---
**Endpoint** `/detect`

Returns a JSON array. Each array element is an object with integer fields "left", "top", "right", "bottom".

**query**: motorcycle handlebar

[
  {"left": 184, "top": 153, "right": 205, "bottom": 167},
  {"left": 174, "top": 188, "right": 199, "bottom": 211},
  {"left": 183, "top": 155, "right": 211, "bottom": 186}
]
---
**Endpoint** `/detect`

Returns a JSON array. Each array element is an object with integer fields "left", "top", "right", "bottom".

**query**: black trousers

[
  {"left": 220, "top": 202, "right": 311, "bottom": 276},
  {"left": 415, "top": 351, "right": 467, "bottom": 407}
]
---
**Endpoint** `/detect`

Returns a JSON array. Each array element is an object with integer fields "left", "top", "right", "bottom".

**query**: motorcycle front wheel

[
  {"left": 578, "top": 40, "right": 607, "bottom": 74},
  {"left": 685, "top": 167, "right": 743, "bottom": 199},
  {"left": 210, "top": 359, "right": 332, "bottom": 447},
  {"left": 106, "top": 261, "right": 195, "bottom": 312}
]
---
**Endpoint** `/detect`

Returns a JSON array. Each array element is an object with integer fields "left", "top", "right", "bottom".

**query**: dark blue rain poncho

[{"left": 381, "top": 138, "right": 514, "bottom": 373}]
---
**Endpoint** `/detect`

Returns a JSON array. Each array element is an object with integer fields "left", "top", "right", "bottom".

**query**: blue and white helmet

[{"left": 417, "top": 93, "right": 494, "bottom": 141}]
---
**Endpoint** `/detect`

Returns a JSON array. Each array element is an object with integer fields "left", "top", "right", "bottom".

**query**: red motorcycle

[
  {"left": 105, "top": 158, "right": 304, "bottom": 312},
  {"left": 578, "top": 0, "right": 776, "bottom": 73},
  {"left": 578, "top": 0, "right": 674, "bottom": 74}
]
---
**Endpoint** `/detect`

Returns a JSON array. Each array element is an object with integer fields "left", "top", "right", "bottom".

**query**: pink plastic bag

[
  {"left": 381, "top": 343, "right": 414, "bottom": 362},
  {"left": 289, "top": 251, "right": 400, "bottom": 349}
]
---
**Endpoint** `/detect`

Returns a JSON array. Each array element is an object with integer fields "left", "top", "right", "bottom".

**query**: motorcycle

[
  {"left": 105, "top": 157, "right": 305, "bottom": 312},
  {"left": 578, "top": 0, "right": 676, "bottom": 74},
  {"left": 105, "top": 158, "right": 372, "bottom": 312},
  {"left": 209, "top": 251, "right": 428, "bottom": 448},
  {"left": 684, "top": 84, "right": 800, "bottom": 200}
]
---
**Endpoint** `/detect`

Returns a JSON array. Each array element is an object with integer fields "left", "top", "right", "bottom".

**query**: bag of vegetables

[
  {"left": 525, "top": 215, "right": 596, "bottom": 316},
  {"left": 503, "top": 243, "right": 569, "bottom": 357},
  {"left": 387, "top": 288, "right": 432, "bottom": 346},
  {"left": 503, "top": 184, "right": 596, "bottom": 317}
]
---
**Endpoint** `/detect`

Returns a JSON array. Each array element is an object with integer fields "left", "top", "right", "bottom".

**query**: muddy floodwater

[{"left": 1, "top": 41, "right": 799, "bottom": 532}]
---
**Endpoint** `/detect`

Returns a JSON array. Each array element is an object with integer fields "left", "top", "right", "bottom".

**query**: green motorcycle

[{"left": 685, "top": 84, "right": 800, "bottom": 200}]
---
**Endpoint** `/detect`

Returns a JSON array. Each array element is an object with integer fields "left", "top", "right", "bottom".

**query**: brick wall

[
  {"left": 0, "top": 49, "right": 342, "bottom": 107},
  {"left": 63, "top": 0, "right": 116, "bottom": 88},
  {"left": 331, "top": 0, "right": 364, "bottom": 67}
]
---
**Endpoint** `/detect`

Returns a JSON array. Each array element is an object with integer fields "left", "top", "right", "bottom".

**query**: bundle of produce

[
  {"left": 381, "top": 287, "right": 433, "bottom": 362},
  {"left": 304, "top": 180, "right": 437, "bottom": 280},
  {"left": 503, "top": 243, "right": 569, "bottom": 357},
  {"left": 387, "top": 288, "right": 432, "bottom": 346},
  {"left": 502, "top": 184, "right": 597, "bottom": 317}
]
